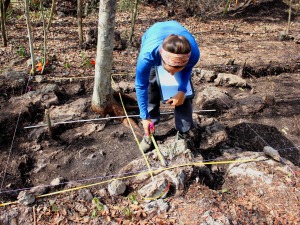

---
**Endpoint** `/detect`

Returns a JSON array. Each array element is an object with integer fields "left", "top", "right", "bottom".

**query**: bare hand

[
  {"left": 166, "top": 91, "right": 185, "bottom": 106},
  {"left": 142, "top": 119, "right": 153, "bottom": 136}
]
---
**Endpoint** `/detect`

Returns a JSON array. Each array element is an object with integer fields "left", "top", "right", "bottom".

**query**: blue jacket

[{"left": 135, "top": 21, "right": 200, "bottom": 119}]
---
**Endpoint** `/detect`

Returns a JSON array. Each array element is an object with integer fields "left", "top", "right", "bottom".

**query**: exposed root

[
  {"left": 113, "top": 91, "right": 137, "bottom": 103},
  {"left": 108, "top": 94, "right": 142, "bottom": 138}
]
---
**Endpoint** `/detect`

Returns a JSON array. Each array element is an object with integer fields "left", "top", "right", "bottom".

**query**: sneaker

[
  {"left": 139, "top": 135, "right": 152, "bottom": 153},
  {"left": 176, "top": 130, "right": 200, "bottom": 151},
  {"left": 177, "top": 131, "right": 190, "bottom": 141}
]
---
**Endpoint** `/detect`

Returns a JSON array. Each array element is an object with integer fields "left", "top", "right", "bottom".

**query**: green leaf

[
  {"left": 91, "top": 209, "right": 97, "bottom": 218},
  {"left": 52, "top": 204, "right": 59, "bottom": 212},
  {"left": 221, "top": 188, "right": 229, "bottom": 193},
  {"left": 97, "top": 204, "right": 104, "bottom": 211},
  {"left": 92, "top": 197, "right": 99, "bottom": 205}
]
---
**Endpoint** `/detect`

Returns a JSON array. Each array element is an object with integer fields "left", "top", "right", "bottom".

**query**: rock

[
  {"left": 0, "top": 208, "right": 19, "bottom": 224},
  {"left": 214, "top": 73, "right": 248, "bottom": 87},
  {"left": 263, "top": 146, "right": 281, "bottom": 162},
  {"left": 226, "top": 152, "right": 273, "bottom": 185},
  {"left": 50, "top": 177, "right": 64, "bottom": 187},
  {"left": 77, "top": 188, "right": 93, "bottom": 201},
  {"left": 30, "top": 185, "right": 48, "bottom": 196},
  {"left": 138, "top": 176, "right": 169, "bottom": 199},
  {"left": 196, "top": 86, "right": 233, "bottom": 112},
  {"left": 233, "top": 93, "right": 266, "bottom": 115},
  {"left": 200, "top": 119, "right": 228, "bottom": 150},
  {"left": 35, "top": 75, "right": 45, "bottom": 83},
  {"left": 200, "top": 69, "right": 218, "bottom": 82},
  {"left": 263, "top": 95, "right": 275, "bottom": 106},
  {"left": 200, "top": 210, "right": 230, "bottom": 225},
  {"left": 118, "top": 157, "right": 153, "bottom": 184},
  {"left": 65, "top": 83, "right": 84, "bottom": 95},
  {"left": 98, "top": 188, "right": 108, "bottom": 198},
  {"left": 18, "top": 190, "right": 35, "bottom": 205},
  {"left": 159, "top": 138, "right": 189, "bottom": 160},
  {"left": 143, "top": 199, "right": 170, "bottom": 213},
  {"left": 108, "top": 180, "right": 126, "bottom": 196},
  {"left": 49, "top": 97, "right": 90, "bottom": 122}
]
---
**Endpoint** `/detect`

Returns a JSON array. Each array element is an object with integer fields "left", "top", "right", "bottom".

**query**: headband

[{"left": 160, "top": 48, "right": 191, "bottom": 67}]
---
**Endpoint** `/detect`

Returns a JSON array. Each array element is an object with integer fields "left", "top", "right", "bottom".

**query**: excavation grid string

[
  {"left": 0, "top": 145, "right": 298, "bottom": 196},
  {"left": 0, "top": 76, "right": 32, "bottom": 193},
  {"left": 1, "top": 73, "right": 298, "bottom": 200}
]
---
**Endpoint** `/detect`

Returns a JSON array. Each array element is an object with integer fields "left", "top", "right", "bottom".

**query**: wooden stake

[{"left": 45, "top": 109, "right": 53, "bottom": 137}]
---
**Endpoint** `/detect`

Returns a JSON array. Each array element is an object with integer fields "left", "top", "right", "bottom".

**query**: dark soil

[{"left": 0, "top": 0, "right": 300, "bottom": 224}]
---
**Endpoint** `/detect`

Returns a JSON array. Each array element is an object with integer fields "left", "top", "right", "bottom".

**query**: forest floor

[{"left": 0, "top": 0, "right": 300, "bottom": 224}]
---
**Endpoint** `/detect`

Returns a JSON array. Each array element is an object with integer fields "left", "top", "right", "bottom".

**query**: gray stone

[
  {"left": 263, "top": 146, "right": 281, "bottom": 162},
  {"left": 200, "top": 69, "right": 218, "bottom": 82},
  {"left": 143, "top": 199, "right": 170, "bottom": 213},
  {"left": 77, "top": 188, "right": 93, "bottom": 201},
  {"left": 50, "top": 177, "right": 64, "bottom": 186},
  {"left": 263, "top": 95, "right": 275, "bottom": 106},
  {"left": 196, "top": 86, "right": 233, "bottom": 111},
  {"left": 108, "top": 180, "right": 126, "bottom": 196},
  {"left": 17, "top": 190, "right": 35, "bottom": 205},
  {"left": 138, "top": 176, "right": 169, "bottom": 199},
  {"left": 30, "top": 185, "right": 48, "bottom": 195},
  {"left": 35, "top": 75, "right": 45, "bottom": 83},
  {"left": 159, "top": 138, "right": 189, "bottom": 160},
  {"left": 233, "top": 93, "right": 266, "bottom": 115},
  {"left": 49, "top": 98, "right": 90, "bottom": 122},
  {"left": 200, "top": 210, "right": 230, "bottom": 225},
  {"left": 214, "top": 73, "right": 248, "bottom": 87},
  {"left": 200, "top": 119, "right": 228, "bottom": 150},
  {"left": 98, "top": 188, "right": 108, "bottom": 198}
]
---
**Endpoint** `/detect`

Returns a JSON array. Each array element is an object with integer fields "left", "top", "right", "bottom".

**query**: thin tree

[
  {"left": 92, "top": 0, "right": 116, "bottom": 114},
  {"left": 129, "top": 0, "right": 138, "bottom": 43},
  {"left": 0, "top": 0, "right": 7, "bottom": 46},
  {"left": 24, "top": 0, "right": 36, "bottom": 74},
  {"left": 77, "top": 0, "right": 83, "bottom": 46},
  {"left": 286, "top": 0, "right": 293, "bottom": 35},
  {"left": 92, "top": 0, "right": 140, "bottom": 133},
  {"left": 46, "top": 0, "right": 56, "bottom": 31},
  {"left": 40, "top": 0, "right": 47, "bottom": 74}
]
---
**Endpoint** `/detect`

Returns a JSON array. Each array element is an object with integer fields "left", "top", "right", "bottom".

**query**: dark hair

[{"left": 162, "top": 34, "right": 191, "bottom": 54}]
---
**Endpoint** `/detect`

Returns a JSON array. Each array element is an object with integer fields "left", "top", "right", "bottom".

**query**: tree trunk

[
  {"left": 46, "top": 0, "right": 56, "bottom": 31},
  {"left": 40, "top": 0, "right": 47, "bottom": 74},
  {"left": 91, "top": 0, "right": 142, "bottom": 137},
  {"left": 24, "top": 0, "right": 36, "bottom": 74},
  {"left": 91, "top": 0, "right": 116, "bottom": 114},
  {"left": 77, "top": 0, "right": 83, "bottom": 46},
  {"left": 0, "top": 0, "right": 7, "bottom": 46},
  {"left": 129, "top": 0, "right": 138, "bottom": 43}
]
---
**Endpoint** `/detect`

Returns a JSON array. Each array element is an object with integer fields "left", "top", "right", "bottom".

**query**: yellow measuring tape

[
  {"left": 118, "top": 93, "right": 154, "bottom": 180},
  {"left": 150, "top": 133, "right": 167, "bottom": 167},
  {"left": 0, "top": 158, "right": 259, "bottom": 207}
]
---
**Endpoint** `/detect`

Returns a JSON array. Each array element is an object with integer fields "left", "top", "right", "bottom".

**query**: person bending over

[{"left": 135, "top": 20, "right": 200, "bottom": 152}]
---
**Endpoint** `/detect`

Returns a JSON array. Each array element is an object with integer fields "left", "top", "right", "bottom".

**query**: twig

[{"left": 33, "top": 206, "right": 37, "bottom": 225}]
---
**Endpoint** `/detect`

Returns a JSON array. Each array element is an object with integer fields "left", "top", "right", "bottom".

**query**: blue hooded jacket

[{"left": 135, "top": 21, "right": 200, "bottom": 119}]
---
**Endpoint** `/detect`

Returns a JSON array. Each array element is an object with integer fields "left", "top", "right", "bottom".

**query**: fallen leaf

[
  {"left": 36, "top": 62, "right": 43, "bottom": 72},
  {"left": 106, "top": 215, "right": 111, "bottom": 222}
]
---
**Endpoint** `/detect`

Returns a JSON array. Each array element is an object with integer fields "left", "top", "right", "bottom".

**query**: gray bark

[
  {"left": 77, "top": 0, "right": 83, "bottom": 46},
  {"left": 24, "top": 0, "right": 36, "bottom": 74},
  {"left": 0, "top": 0, "right": 7, "bottom": 46},
  {"left": 92, "top": 0, "right": 116, "bottom": 113}
]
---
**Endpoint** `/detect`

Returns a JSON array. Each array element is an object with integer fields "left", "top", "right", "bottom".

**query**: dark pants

[{"left": 148, "top": 68, "right": 194, "bottom": 133}]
